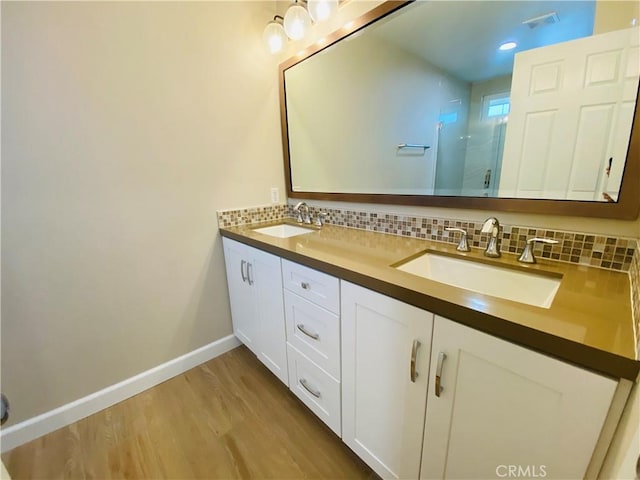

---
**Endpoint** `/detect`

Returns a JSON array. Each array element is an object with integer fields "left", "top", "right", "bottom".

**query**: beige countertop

[{"left": 220, "top": 220, "right": 639, "bottom": 381}]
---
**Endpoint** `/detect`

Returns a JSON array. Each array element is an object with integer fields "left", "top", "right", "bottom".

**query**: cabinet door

[
  {"left": 421, "top": 316, "right": 617, "bottom": 480},
  {"left": 342, "top": 281, "right": 433, "bottom": 480},
  {"left": 252, "top": 247, "right": 288, "bottom": 386},
  {"left": 222, "top": 238, "right": 258, "bottom": 354}
]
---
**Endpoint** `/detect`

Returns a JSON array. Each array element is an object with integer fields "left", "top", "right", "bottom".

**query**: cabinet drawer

[
  {"left": 287, "top": 344, "right": 341, "bottom": 436},
  {"left": 285, "top": 290, "right": 340, "bottom": 379},
  {"left": 282, "top": 259, "right": 339, "bottom": 314}
]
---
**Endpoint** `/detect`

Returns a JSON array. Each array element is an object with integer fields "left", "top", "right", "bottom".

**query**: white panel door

[
  {"left": 222, "top": 237, "right": 258, "bottom": 354},
  {"left": 342, "top": 281, "right": 433, "bottom": 480},
  {"left": 252, "top": 247, "right": 288, "bottom": 386},
  {"left": 500, "top": 27, "right": 640, "bottom": 200},
  {"left": 420, "top": 316, "right": 617, "bottom": 480}
]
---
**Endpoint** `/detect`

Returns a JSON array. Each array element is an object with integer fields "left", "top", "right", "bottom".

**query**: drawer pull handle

[
  {"left": 299, "top": 378, "right": 321, "bottom": 398},
  {"left": 297, "top": 324, "right": 320, "bottom": 340},
  {"left": 435, "top": 351, "right": 446, "bottom": 397},
  {"left": 240, "top": 260, "right": 247, "bottom": 283},
  {"left": 410, "top": 340, "right": 421, "bottom": 383},
  {"left": 301, "top": 282, "right": 311, "bottom": 290},
  {"left": 247, "top": 262, "right": 254, "bottom": 286}
]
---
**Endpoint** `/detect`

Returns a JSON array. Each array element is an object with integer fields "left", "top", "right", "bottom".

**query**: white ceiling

[{"left": 372, "top": 0, "right": 596, "bottom": 83}]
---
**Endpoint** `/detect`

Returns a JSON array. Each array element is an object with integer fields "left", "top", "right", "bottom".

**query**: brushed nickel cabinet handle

[
  {"left": 247, "top": 262, "right": 254, "bottom": 286},
  {"left": 435, "top": 352, "right": 446, "bottom": 397},
  {"left": 296, "top": 324, "right": 320, "bottom": 340},
  {"left": 410, "top": 340, "right": 421, "bottom": 383},
  {"left": 240, "top": 260, "right": 247, "bottom": 283},
  {"left": 301, "top": 282, "right": 311, "bottom": 290},
  {"left": 299, "top": 378, "right": 321, "bottom": 398}
]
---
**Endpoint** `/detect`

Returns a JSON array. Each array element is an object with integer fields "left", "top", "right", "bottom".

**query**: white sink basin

[
  {"left": 396, "top": 252, "right": 561, "bottom": 308},
  {"left": 252, "top": 224, "right": 315, "bottom": 238}
]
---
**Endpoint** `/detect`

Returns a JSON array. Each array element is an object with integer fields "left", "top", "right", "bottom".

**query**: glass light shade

[
  {"left": 283, "top": 3, "right": 311, "bottom": 41},
  {"left": 263, "top": 21, "right": 287, "bottom": 54},
  {"left": 307, "top": 0, "right": 338, "bottom": 23}
]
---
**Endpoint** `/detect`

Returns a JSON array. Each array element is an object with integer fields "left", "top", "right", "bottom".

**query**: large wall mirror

[{"left": 279, "top": 0, "right": 640, "bottom": 219}]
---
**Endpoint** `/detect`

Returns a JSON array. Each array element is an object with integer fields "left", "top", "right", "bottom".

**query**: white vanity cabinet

[
  {"left": 220, "top": 236, "right": 625, "bottom": 480},
  {"left": 222, "top": 237, "right": 288, "bottom": 385},
  {"left": 341, "top": 281, "right": 434, "bottom": 480},
  {"left": 282, "top": 259, "right": 342, "bottom": 435},
  {"left": 420, "top": 316, "right": 618, "bottom": 480}
]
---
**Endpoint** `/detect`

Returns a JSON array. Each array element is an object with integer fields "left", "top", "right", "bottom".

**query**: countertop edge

[{"left": 220, "top": 228, "right": 640, "bottom": 381}]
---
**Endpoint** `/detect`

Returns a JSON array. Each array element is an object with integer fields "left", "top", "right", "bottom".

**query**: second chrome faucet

[
  {"left": 294, "top": 202, "right": 327, "bottom": 227},
  {"left": 481, "top": 217, "right": 501, "bottom": 258}
]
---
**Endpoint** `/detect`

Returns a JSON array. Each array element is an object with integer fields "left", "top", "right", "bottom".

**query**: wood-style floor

[{"left": 2, "top": 346, "right": 374, "bottom": 479}]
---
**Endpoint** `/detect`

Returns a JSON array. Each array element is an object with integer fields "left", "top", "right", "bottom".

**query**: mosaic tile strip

[
  {"left": 291, "top": 204, "right": 636, "bottom": 273},
  {"left": 629, "top": 238, "right": 640, "bottom": 357},
  {"left": 217, "top": 204, "right": 289, "bottom": 228}
]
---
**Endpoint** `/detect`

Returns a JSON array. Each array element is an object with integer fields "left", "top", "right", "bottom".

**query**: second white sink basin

[
  {"left": 252, "top": 224, "right": 315, "bottom": 238},
  {"left": 396, "top": 252, "right": 561, "bottom": 308}
]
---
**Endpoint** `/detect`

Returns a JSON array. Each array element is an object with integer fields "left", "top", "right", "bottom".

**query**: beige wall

[
  {"left": 595, "top": 0, "right": 639, "bottom": 34},
  {"left": 1, "top": 1, "right": 284, "bottom": 426}
]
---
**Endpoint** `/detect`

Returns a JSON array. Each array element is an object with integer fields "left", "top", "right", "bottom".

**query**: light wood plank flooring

[{"left": 2, "top": 346, "right": 374, "bottom": 479}]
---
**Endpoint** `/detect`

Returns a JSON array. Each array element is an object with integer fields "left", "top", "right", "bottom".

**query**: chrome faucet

[
  {"left": 481, "top": 217, "right": 501, "bottom": 258},
  {"left": 445, "top": 227, "right": 470, "bottom": 252},
  {"left": 294, "top": 202, "right": 312, "bottom": 224},
  {"left": 518, "top": 237, "right": 559, "bottom": 264}
]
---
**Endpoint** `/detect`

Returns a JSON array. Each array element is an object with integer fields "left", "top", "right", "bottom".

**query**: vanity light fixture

[
  {"left": 284, "top": 0, "right": 312, "bottom": 41},
  {"left": 307, "top": 0, "right": 338, "bottom": 23},
  {"left": 263, "top": 16, "right": 287, "bottom": 54},
  {"left": 498, "top": 41, "right": 518, "bottom": 51},
  {"left": 263, "top": 0, "right": 339, "bottom": 55}
]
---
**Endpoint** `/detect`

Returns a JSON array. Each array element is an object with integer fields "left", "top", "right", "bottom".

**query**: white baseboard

[{"left": 0, "top": 334, "right": 241, "bottom": 453}]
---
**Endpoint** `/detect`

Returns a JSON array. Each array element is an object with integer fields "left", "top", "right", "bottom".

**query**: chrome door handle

[
  {"left": 247, "top": 262, "right": 254, "bottom": 286},
  {"left": 410, "top": 340, "right": 421, "bottom": 383},
  {"left": 435, "top": 352, "right": 446, "bottom": 397},
  {"left": 299, "top": 378, "right": 321, "bottom": 398},
  {"left": 301, "top": 282, "right": 310, "bottom": 290},
  {"left": 240, "top": 260, "right": 247, "bottom": 283},
  {"left": 296, "top": 324, "right": 320, "bottom": 340}
]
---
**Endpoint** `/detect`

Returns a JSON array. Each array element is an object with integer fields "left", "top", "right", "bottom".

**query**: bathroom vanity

[{"left": 220, "top": 221, "right": 638, "bottom": 480}]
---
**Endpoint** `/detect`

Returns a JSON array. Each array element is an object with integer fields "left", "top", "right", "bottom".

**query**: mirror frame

[{"left": 279, "top": 0, "right": 640, "bottom": 219}]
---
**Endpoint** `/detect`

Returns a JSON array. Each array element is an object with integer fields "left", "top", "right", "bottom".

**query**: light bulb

[
  {"left": 284, "top": 3, "right": 311, "bottom": 41},
  {"left": 263, "top": 20, "right": 287, "bottom": 54},
  {"left": 307, "top": 0, "right": 338, "bottom": 23}
]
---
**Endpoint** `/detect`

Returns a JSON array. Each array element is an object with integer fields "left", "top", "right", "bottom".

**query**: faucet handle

[
  {"left": 518, "top": 237, "right": 559, "bottom": 264},
  {"left": 315, "top": 212, "right": 327, "bottom": 227},
  {"left": 445, "top": 227, "right": 471, "bottom": 252}
]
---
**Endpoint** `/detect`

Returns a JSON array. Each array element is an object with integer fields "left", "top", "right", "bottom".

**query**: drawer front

[
  {"left": 285, "top": 290, "right": 340, "bottom": 379},
  {"left": 282, "top": 259, "right": 339, "bottom": 314},
  {"left": 287, "top": 344, "right": 341, "bottom": 436}
]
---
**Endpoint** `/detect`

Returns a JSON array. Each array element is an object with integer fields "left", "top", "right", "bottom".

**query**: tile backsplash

[
  {"left": 217, "top": 204, "right": 289, "bottom": 228},
  {"left": 296, "top": 204, "right": 636, "bottom": 272},
  {"left": 217, "top": 203, "right": 636, "bottom": 271}
]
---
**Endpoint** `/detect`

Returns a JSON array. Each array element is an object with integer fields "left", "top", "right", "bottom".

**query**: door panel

[
  {"left": 501, "top": 27, "right": 640, "bottom": 200},
  {"left": 421, "top": 316, "right": 617, "bottom": 480},
  {"left": 252, "top": 247, "right": 288, "bottom": 385},
  {"left": 342, "top": 281, "right": 433, "bottom": 480},
  {"left": 222, "top": 238, "right": 257, "bottom": 353}
]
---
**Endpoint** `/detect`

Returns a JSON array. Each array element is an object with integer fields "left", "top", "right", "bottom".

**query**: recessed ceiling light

[{"left": 499, "top": 41, "right": 518, "bottom": 51}]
